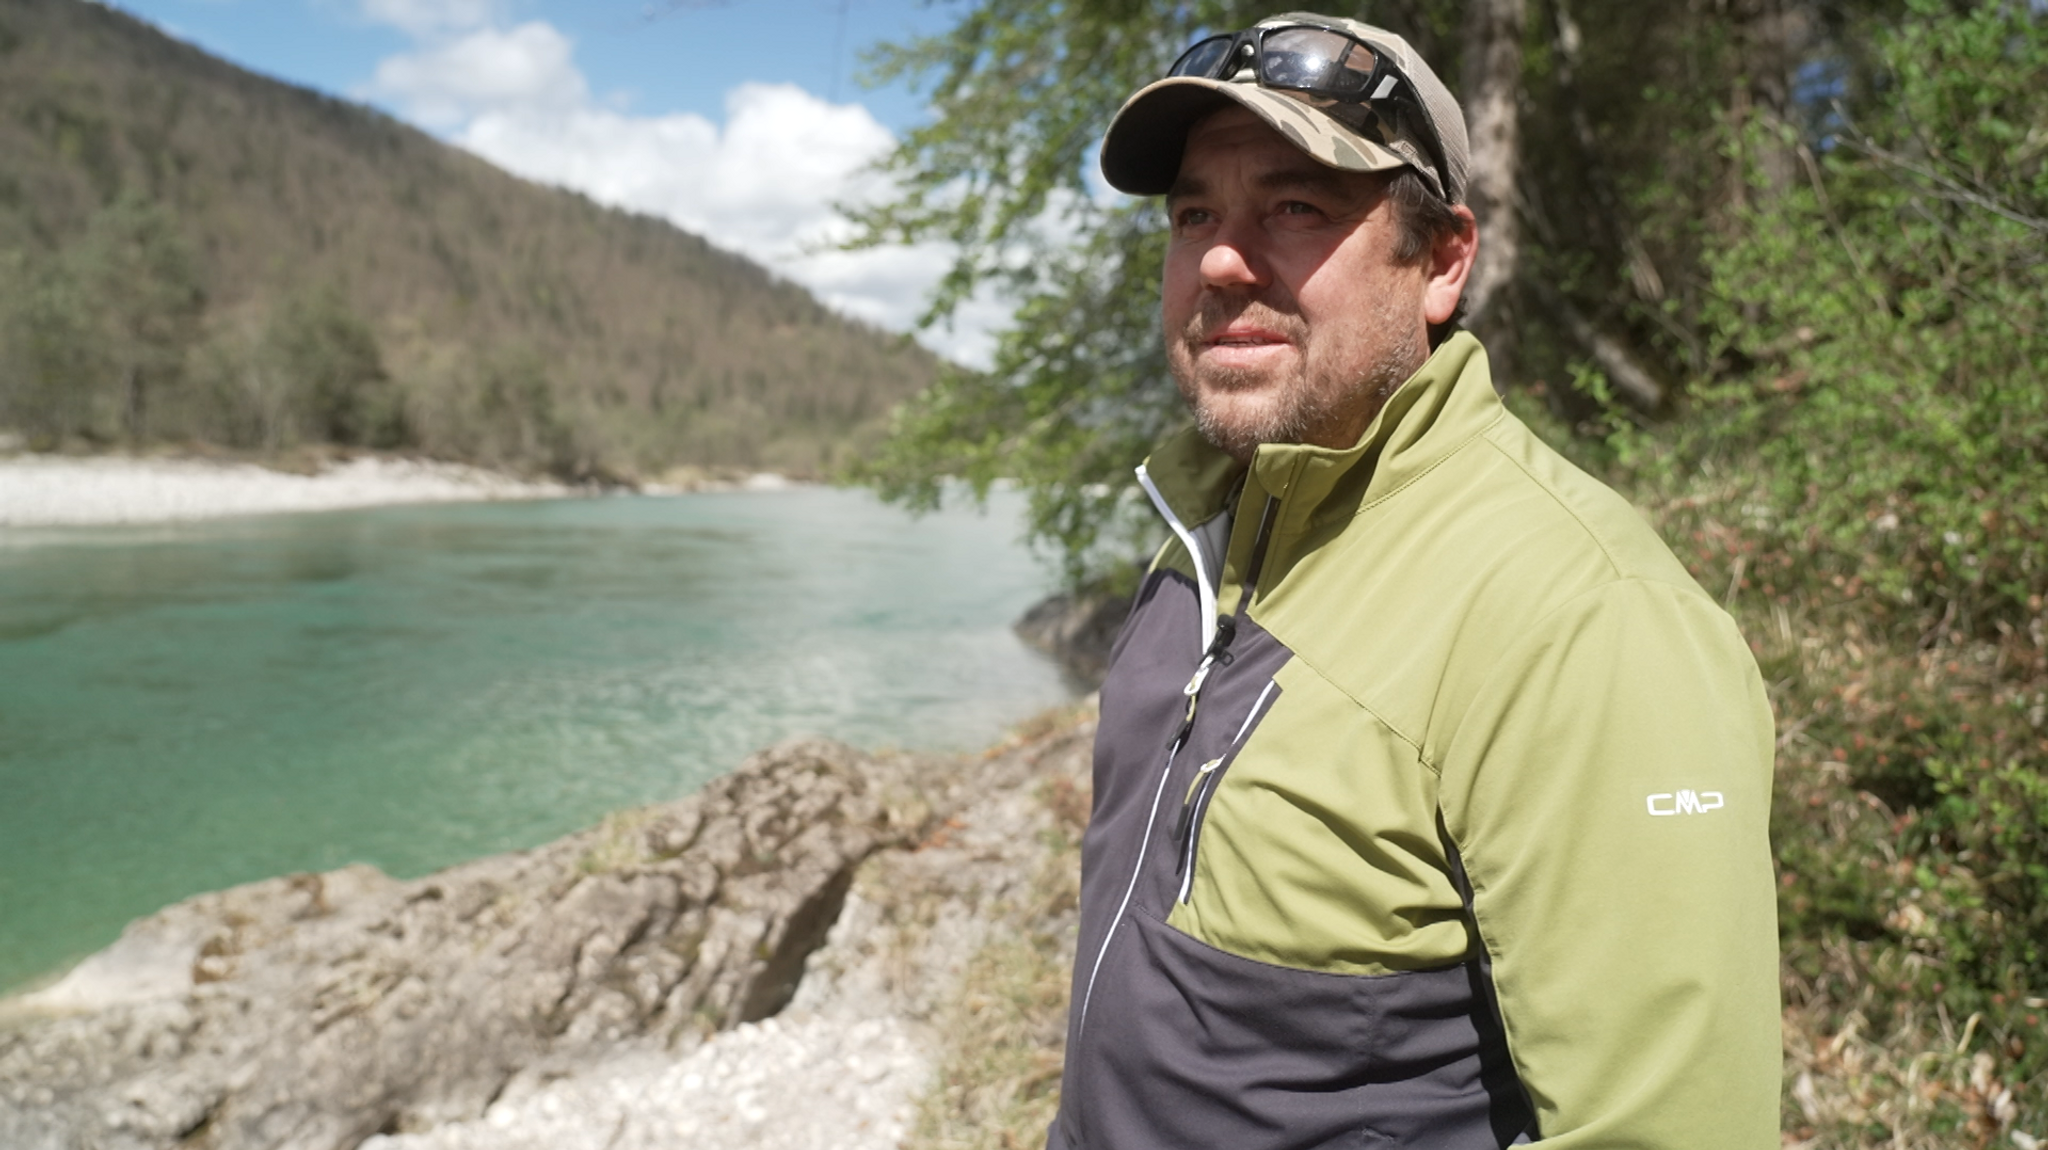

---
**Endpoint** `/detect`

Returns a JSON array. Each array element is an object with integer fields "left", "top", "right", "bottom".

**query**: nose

[{"left": 1198, "top": 220, "right": 1266, "bottom": 289}]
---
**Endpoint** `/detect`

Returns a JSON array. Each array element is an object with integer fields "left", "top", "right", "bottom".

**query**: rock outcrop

[
  {"left": 1013, "top": 584, "right": 1133, "bottom": 688},
  {"left": 0, "top": 738, "right": 952, "bottom": 1150},
  {"left": 361, "top": 707, "right": 1096, "bottom": 1150}
]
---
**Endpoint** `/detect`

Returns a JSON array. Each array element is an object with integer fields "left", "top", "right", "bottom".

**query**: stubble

[{"left": 1170, "top": 293, "right": 1420, "bottom": 462}]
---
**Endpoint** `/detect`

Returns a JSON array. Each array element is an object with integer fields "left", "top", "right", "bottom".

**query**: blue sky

[
  {"left": 110, "top": 0, "right": 957, "bottom": 131},
  {"left": 106, "top": 0, "right": 1004, "bottom": 362}
]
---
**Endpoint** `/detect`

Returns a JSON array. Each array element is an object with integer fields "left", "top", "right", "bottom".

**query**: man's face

[{"left": 1162, "top": 106, "right": 1435, "bottom": 462}]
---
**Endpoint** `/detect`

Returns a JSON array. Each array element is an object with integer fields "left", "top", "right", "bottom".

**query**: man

[{"left": 1051, "top": 12, "right": 1781, "bottom": 1149}]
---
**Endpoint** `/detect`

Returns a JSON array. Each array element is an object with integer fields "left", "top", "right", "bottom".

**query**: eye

[
  {"left": 1276, "top": 200, "right": 1323, "bottom": 218},
  {"left": 1172, "top": 206, "right": 1217, "bottom": 232}
]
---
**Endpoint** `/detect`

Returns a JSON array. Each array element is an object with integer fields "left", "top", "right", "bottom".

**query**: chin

[
  {"left": 1191, "top": 395, "right": 1294, "bottom": 461},
  {"left": 1173, "top": 355, "right": 1316, "bottom": 459}
]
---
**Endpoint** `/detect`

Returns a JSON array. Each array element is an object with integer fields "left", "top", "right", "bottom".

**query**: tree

[
  {"left": 1457, "top": 0, "right": 1529, "bottom": 388},
  {"left": 0, "top": 249, "right": 102, "bottom": 447},
  {"left": 848, "top": 2, "right": 1486, "bottom": 583},
  {"left": 69, "top": 193, "right": 205, "bottom": 442},
  {"left": 1612, "top": 0, "right": 2048, "bottom": 1046},
  {"left": 848, "top": 0, "right": 1831, "bottom": 581},
  {"left": 1646, "top": 0, "right": 2046, "bottom": 639},
  {"left": 264, "top": 288, "right": 407, "bottom": 449},
  {"left": 0, "top": 194, "right": 202, "bottom": 446}
]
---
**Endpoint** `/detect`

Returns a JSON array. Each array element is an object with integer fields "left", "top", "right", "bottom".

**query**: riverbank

[
  {"left": 0, "top": 703, "right": 1095, "bottom": 1150},
  {"left": 0, "top": 452, "right": 578, "bottom": 527}
]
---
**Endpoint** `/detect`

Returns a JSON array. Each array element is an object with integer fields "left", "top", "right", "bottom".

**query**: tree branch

[
  {"left": 1530, "top": 277, "right": 1669, "bottom": 409},
  {"left": 1832, "top": 102, "right": 2048, "bottom": 236}
]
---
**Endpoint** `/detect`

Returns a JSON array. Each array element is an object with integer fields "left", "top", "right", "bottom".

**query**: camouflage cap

[{"left": 1100, "top": 12, "right": 1470, "bottom": 203}]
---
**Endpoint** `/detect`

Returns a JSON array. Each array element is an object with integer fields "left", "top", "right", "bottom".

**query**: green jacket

[{"left": 1051, "top": 333, "right": 1780, "bottom": 1149}]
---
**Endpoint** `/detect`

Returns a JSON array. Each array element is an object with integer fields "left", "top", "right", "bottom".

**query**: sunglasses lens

[
  {"left": 1261, "top": 28, "right": 1377, "bottom": 97},
  {"left": 1169, "top": 35, "right": 1237, "bottom": 79}
]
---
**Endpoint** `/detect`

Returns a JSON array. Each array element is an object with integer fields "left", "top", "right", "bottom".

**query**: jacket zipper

[
  {"left": 1075, "top": 476, "right": 1279, "bottom": 1036},
  {"left": 1175, "top": 675, "right": 1280, "bottom": 903},
  {"left": 1075, "top": 465, "right": 1227, "bottom": 1038},
  {"left": 1172, "top": 756, "right": 1226, "bottom": 868},
  {"left": 1173, "top": 491, "right": 1284, "bottom": 901},
  {"left": 1075, "top": 611, "right": 1234, "bottom": 1035}
]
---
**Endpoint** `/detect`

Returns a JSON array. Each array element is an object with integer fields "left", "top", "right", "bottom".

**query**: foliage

[
  {"left": 264, "top": 288, "right": 407, "bottom": 450},
  {"left": 865, "top": 3, "right": 2048, "bottom": 1142},
  {"left": 1598, "top": 7, "right": 2048, "bottom": 1139},
  {"left": 0, "top": 248, "right": 104, "bottom": 446},
  {"left": 1650, "top": 507, "right": 2048, "bottom": 1145},
  {"left": 0, "top": 192, "right": 203, "bottom": 446},
  {"left": 855, "top": 203, "right": 1182, "bottom": 583},
  {"left": 847, "top": 1, "right": 1306, "bottom": 580},
  {"left": 1622, "top": 0, "right": 2047, "bottom": 637},
  {"left": 849, "top": 0, "right": 1861, "bottom": 578}
]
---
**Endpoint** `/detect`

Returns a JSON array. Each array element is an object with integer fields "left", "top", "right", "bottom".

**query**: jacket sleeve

[{"left": 1435, "top": 577, "right": 1782, "bottom": 1148}]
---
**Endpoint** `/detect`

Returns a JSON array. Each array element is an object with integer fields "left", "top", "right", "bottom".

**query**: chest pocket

[
  {"left": 1173, "top": 674, "right": 1281, "bottom": 904},
  {"left": 1163, "top": 654, "right": 1476, "bottom": 978}
]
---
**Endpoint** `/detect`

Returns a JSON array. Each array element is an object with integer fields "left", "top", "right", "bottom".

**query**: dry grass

[
  {"left": 1717, "top": 534, "right": 2048, "bottom": 1147},
  {"left": 1783, "top": 996, "right": 2037, "bottom": 1149},
  {"left": 903, "top": 752, "right": 1088, "bottom": 1150}
]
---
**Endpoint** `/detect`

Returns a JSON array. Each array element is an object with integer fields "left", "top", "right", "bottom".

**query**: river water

[{"left": 0, "top": 487, "right": 1074, "bottom": 993}]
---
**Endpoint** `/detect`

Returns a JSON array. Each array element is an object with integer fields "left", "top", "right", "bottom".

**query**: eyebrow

[{"left": 1165, "top": 165, "right": 1372, "bottom": 206}]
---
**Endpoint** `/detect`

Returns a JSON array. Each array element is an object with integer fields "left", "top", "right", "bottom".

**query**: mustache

[{"left": 1178, "top": 295, "right": 1305, "bottom": 348}]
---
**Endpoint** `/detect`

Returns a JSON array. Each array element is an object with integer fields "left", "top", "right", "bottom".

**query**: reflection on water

[{"left": 0, "top": 487, "right": 1070, "bottom": 992}]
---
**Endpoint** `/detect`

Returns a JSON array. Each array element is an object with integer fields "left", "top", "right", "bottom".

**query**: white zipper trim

[
  {"left": 1136, "top": 463, "right": 1218, "bottom": 654},
  {"left": 1077, "top": 466, "right": 1223, "bottom": 1037},
  {"left": 1233, "top": 677, "right": 1280, "bottom": 744},
  {"left": 1175, "top": 759, "right": 1224, "bottom": 904},
  {"left": 1076, "top": 738, "right": 1185, "bottom": 1033},
  {"left": 1176, "top": 678, "right": 1280, "bottom": 905}
]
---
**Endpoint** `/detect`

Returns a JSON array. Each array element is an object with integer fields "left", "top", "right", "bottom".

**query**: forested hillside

[{"left": 0, "top": 0, "right": 938, "bottom": 479}]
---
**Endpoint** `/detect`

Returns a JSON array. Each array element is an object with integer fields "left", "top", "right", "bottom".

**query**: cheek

[{"left": 1160, "top": 252, "right": 1203, "bottom": 324}]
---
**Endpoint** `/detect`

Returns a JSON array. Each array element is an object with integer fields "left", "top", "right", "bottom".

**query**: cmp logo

[{"left": 1647, "top": 789, "right": 1725, "bottom": 816}]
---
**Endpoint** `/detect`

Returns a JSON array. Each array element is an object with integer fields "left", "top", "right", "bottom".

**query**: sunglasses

[{"left": 1167, "top": 24, "right": 1451, "bottom": 198}]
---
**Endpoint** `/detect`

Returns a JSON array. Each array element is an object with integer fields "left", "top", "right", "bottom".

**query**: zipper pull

[
  {"left": 1182, "top": 616, "right": 1239, "bottom": 697},
  {"left": 1173, "top": 756, "right": 1227, "bottom": 862}
]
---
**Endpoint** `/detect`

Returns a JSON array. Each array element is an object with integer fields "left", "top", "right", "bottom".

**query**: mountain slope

[{"left": 0, "top": 0, "right": 938, "bottom": 477}]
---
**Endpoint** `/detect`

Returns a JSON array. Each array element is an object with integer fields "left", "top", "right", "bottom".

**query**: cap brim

[{"left": 1100, "top": 76, "right": 1412, "bottom": 196}]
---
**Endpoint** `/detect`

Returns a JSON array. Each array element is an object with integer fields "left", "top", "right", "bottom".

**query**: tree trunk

[
  {"left": 1727, "top": 0, "right": 1817, "bottom": 203},
  {"left": 124, "top": 363, "right": 145, "bottom": 443},
  {"left": 1459, "top": 0, "right": 1528, "bottom": 393}
]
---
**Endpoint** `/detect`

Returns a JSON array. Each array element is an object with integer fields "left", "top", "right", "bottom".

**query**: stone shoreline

[{"left": 0, "top": 709, "right": 1095, "bottom": 1150}]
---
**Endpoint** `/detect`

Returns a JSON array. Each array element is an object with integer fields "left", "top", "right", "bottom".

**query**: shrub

[{"left": 1602, "top": 4, "right": 2048, "bottom": 1139}]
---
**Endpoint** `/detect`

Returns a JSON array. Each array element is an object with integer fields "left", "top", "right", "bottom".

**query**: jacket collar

[{"left": 1140, "top": 331, "right": 1501, "bottom": 534}]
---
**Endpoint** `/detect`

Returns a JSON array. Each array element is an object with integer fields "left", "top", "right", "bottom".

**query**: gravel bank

[
  {"left": 360, "top": 1016, "right": 928, "bottom": 1150},
  {"left": 0, "top": 454, "right": 572, "bottom": 527}
]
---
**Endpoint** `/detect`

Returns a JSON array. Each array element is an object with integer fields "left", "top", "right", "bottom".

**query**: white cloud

[
  {"left": 359, "top": 0, "right": 502, "bottom": 37},
  {"left": 360, "top": 13, "right": 1003, "bottom": 366},
  {"left": 368, "top": 22, "right": 588, "bottom": 130},
  {"left": 455, "top": 82, "right": 982, "bottom": 354}
]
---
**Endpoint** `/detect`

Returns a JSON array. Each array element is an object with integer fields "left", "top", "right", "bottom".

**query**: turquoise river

[{"left": 0, "top": 487, "right": 1075, "bottom": 993}]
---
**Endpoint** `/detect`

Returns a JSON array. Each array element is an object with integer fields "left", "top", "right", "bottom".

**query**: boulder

[
  {"left": 0, "top": 738, "right": 943, "bottom": 1150},
  {"left": 1013, "top": 585, "right": 1133, "bottom": 688}
]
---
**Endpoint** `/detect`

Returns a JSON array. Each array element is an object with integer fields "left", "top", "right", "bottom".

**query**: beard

[
  {"left": 1168, "top": 294, "right": 1419, "bottom": 462},
  {"left": 1181, "top": 359, "right": 1343, "bottom": 461}
]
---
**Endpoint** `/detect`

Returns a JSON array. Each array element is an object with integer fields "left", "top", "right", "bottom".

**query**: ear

[{"left": 1423, "top": 205, "right": 1479, "bottom": 326}]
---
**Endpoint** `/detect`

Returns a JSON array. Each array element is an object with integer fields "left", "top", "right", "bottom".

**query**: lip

[
  {"left": 1203, "top": 325, "right": 1290, "bottom": 350},
  {"left": 1197, "top": 325, "right": 1294, "bottom": 372}
]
